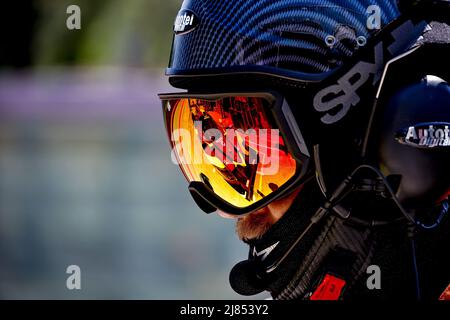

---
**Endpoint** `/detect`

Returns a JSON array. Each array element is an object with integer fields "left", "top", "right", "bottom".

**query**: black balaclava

[
  {"left": 231, "top": 177, "right": 450, "bottom": 300},
  {"left": 230, "top": 179, "right": 377, "bottom": 300}
]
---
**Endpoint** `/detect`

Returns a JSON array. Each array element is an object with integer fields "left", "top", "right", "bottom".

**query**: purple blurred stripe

[{"left": 0, "top": 68, "right": 178, "bottom": 121}]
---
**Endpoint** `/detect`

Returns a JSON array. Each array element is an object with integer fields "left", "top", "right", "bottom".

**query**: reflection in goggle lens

[{"left": 167, "top": 96, "right": 297, "bottom": 208}]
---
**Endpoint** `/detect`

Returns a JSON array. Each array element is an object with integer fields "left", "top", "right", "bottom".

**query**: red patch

[{"left": 310, "top": 274, "right": 346, "bottom": 301}]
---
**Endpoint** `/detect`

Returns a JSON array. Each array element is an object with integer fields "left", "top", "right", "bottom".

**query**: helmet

[
  {"left": 162, "top": 0, "right": 449, "bottom": 218},
  {"left": 169, "top": 0, "right": 405, "bottom": 80},
  {"left": 374, "top": 55, "right": 450, "bottom": 213},
  {"left": 161, "top": 0, "right": 450, "bottom": 300}
]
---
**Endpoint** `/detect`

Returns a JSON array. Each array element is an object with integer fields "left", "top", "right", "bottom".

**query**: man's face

[{"left": 218, "top": 187, "right": 302, "bottom": 241}]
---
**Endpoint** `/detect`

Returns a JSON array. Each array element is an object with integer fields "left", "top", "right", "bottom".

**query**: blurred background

[{"left": 0, "top": 0, "right": 255, "bottom": 299}]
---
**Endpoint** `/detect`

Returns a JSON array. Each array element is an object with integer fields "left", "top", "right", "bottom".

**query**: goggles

[
  {"left": 159, "top": 92, "right": 311, "bottom": 215},
  {"left": 159, "top": 1, "right": 450, "bottom": 217}
]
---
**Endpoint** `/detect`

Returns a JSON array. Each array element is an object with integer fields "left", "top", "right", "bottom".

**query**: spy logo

[
  {"left": 314, "top": 20, "right": 425, "bottom": 124},
  {"left": 313, "top": 41, "right": 384, "bottom": 124},
  {"left": 174, "top": 10, "right": 199, "bottom": 35},
  {"left": 66, "top": 5, "right": 81, "bottom": 30},
  {"left": 66, "top": 265, "right": 81, "bottom": 290},
  {"left": 252, "top": 242, "right": 279, "bottom": 261}
]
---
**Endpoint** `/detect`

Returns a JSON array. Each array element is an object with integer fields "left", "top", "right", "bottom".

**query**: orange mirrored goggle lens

[{"left": 164, "top": 96, "right": 297, "bottom": 209}]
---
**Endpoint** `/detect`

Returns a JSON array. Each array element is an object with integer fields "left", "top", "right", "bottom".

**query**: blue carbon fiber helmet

[
  {"left": 167, "top": 0, "right": 421, "bottom": 84},
  {"left": 165, "top": 0, "right": 429, "bottom": 157}
]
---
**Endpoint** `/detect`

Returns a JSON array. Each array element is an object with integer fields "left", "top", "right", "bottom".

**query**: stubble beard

[{"left": 235, "top": 208, "right": 276, "bottom": 241}]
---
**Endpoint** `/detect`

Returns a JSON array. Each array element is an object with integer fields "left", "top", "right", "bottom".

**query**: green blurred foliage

[{"left": 33, "top": 0, "right": 181, "bottom": 67}]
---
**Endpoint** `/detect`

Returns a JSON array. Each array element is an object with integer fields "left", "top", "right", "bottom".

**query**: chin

[{"left": 235, "top": 209, "right": 275, "bottom": 241}]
